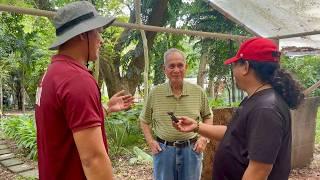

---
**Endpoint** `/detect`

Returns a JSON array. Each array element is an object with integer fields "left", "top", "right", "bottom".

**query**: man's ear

[{"left": 242, "top": 61, "right": 250, "bottom": 75}]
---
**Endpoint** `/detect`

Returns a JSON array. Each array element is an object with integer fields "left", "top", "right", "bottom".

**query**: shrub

[
  {"left": 105, "top": 103, "right": 146, "bottom": 156},
  {"left": 0, "top": 103, "right": 147, "bottom": 161},
  {"left": 0, "top": 115, "right": 37, "bottom": 160},
  {"left": 209, "top": 97, "right": 240, "bottom": 108}
]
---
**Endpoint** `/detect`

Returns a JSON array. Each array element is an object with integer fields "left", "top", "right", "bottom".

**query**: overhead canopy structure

[{"left": 208, "top": 0, "right": 320, "bottom": 48}]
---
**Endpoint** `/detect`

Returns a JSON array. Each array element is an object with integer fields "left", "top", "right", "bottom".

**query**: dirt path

[
  {"left": 289, "top": 145, "right": 320, "bottom": 180},
  {"left": 113, "top": 145, "right": 320, "bottom": 180},
  {"left": 0, "top": 168, "right": 19, "bottom": 180},
  {"left": 0, "top": 144, "right": 318, "bottom": 180}
]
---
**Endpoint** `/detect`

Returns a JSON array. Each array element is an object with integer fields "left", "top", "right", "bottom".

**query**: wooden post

[
  {"left": 135, "top": 0, "right": 149, "bottom": 99},
  {"left": 304, "top": 80, "right": 320, "bottom": 96},
  {"left": 201, "top": 107, "right": 235, "bottom": 180}
]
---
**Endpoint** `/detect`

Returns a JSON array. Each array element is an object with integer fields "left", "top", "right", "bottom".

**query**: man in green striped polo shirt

[{"left": 140, "top": 48, "right": 213, "bottom": 180}]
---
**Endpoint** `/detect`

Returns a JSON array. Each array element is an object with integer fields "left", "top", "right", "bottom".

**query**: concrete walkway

[{"left": 0, "top": 138, "right": 38, "bottom": 179}]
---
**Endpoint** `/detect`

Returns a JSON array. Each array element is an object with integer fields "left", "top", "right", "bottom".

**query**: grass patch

[
  {"left": 0, "top": 115, "right": 37, "bottom": 160},
  {"left": 0, "top": 103, "right": 147, "bottom": 162}
]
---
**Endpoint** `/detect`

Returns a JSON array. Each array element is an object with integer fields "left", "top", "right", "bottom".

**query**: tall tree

[
  {"left": 0, "top": 9, "right": 53, "bottom": 110},
  {"left": 100, "top": 0, "right": 185, "bottom": 97},
  {"left": 183, "top": 0, "right": 250, "bottom": 100}
]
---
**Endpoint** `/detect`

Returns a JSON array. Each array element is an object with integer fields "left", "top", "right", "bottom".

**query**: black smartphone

[{"left": 167, "top": 112, "right": 178, "bottom": 123}]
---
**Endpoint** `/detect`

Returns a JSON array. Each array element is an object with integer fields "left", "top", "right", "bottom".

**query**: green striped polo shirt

[{"left": 139, "top": 81, "right": 212, "bottom": 142}]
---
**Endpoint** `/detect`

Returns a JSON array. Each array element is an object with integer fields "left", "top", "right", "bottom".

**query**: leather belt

[{"left": 156, "top": 136, "right": 197, "bottom": 148}]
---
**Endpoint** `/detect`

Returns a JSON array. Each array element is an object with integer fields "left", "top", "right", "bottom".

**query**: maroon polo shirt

[{"left": 35, "top": 55, "right": 108, "bottom": 180}]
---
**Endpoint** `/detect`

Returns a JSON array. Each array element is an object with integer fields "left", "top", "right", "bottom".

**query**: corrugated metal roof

[{"left": 208, "top": 0, "right": 320, "bottom": 47}]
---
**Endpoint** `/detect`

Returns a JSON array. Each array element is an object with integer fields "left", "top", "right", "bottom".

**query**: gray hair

[{"left": 163, "top": 48, "right": 186, "bottom": 65}]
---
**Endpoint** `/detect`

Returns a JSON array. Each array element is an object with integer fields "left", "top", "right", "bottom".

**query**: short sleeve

[
  {"left": 59, "top": 74, "right": 102, "bottom": 132},
  {"left": 139, "top": 89, "right": 154, "bottom": 124},
  {"left": 247, "top": 108, "right": 284, "bottom": 164},
  {"left": 200, "top": 89, "right": 212, "bottom": 120}
]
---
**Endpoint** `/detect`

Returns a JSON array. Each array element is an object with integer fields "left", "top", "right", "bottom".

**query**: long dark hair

[{"left": 236, "top": 59, "right": 304, "bottom": 109}]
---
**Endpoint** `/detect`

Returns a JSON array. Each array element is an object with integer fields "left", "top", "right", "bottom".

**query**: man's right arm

[
  {"left": 177, "top": 116, "right": 227, "bottom": 141},
  {"left": 73, "top": 126, "right": 113, "bottom": 180},
  {"left": 140, "top": 120, "right": 161, "bottom": 155},
  {"left": 198, "top": 124, "right": 227, "bottom": 141}
]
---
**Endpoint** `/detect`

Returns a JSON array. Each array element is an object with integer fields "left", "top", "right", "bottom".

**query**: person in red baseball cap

[{"left": 173, "top": 37, "right": 305, "bottom": 180}]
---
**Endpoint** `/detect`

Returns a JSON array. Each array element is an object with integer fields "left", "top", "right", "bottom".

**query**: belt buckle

[{"left": 173, "top": 140, "right": 185, "bottom": 147}]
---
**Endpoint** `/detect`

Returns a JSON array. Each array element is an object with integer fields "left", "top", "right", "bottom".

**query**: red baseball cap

[{"left": 224, "top": 37, "right": 281, "bottom": 65}]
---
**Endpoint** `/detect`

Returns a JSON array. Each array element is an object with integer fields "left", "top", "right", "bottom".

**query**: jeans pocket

[
  {"left": 154, "top": 142, "right": 167, "bottom": 156},
  {"left": 191, "top": 144, "right": 202, "bottom": 156}
]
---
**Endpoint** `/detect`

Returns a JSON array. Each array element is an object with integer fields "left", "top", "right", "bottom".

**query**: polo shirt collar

[
  {"left": 51, "top": 54, "right": 91, "bottom": 73},
  {"left": 166, "top": 81, "right": 189, "bottom": 97}
]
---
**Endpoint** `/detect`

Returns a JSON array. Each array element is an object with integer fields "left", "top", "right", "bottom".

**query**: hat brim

[
  {"left": 224, "top": 56, "right": 240, "bottom": 65},
  {"left": 49, "top": 16, "right": 116, "bottom": 50}
]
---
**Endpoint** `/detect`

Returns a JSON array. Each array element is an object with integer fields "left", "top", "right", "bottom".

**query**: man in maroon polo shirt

[{"left": 35, "top": 1, "right": 134, "bottom": 179}]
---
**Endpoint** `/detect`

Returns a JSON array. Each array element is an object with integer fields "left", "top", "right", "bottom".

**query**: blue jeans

[{"left": 153, "top": 142, "right": 203, "bottom": 180}]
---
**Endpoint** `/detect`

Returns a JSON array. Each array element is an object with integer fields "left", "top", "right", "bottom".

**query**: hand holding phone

[{"left": 167, "top": 112, "right": 178, "bottom": 123}]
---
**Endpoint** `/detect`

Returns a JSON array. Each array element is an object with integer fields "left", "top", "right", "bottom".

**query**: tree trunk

[
  {"left": 213, "top": 76, "right": 222, "bottom": 100},
  {"left": 213, "top": 82, "right": 219, "bottom": 100},
  {"left": 197, "top": 52, "right": 208, "bottom": 87},
  {"left": 21, "top": 82, "right": 25, "bottom": 114},
  {"left": 153, "top": 59, "right": 165, "bottom": 85},
  {"left": 0, "top": 78, "right": 3, "bottom": 118},
  {"left": 99, "top": 56, "right": 129, "bottom": 97},
  {"left": 101, "top": 0, "right": 169, "bottom": 97},
  {"left": 229, "top": 40, "right": 236, "bottom": 103},
  {"left": 208, "top": 79, "right": 214, "bottom": 98},
  {"left": 21, "top": 69, "right": 26, "bottom": 113},
  {"left": 16, "top": 80, "right": 22, "bottom": 111}
]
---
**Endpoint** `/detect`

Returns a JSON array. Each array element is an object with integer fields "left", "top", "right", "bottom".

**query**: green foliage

[
  {"left": 0, "top": 11, "right": 53, "bottom": 108},
  {"left": 281, "top": 55, "right": 320, "bottom": 96},
  {"left": 208, "top": 97, "right": 240, "bottom": 108},
  {"left": 0, "top": 116, "right": 37, "bottom": 160},
  {"left": 0, "top": 103, "right": 146, "bottom": 161},
  {"left": 105, "top": 103, "right": 145, "bottom": 156}
]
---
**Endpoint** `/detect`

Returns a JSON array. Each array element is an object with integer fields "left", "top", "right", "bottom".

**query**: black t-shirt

[{"left": 213, "top": 89, "right": 291, "bottom": 180}]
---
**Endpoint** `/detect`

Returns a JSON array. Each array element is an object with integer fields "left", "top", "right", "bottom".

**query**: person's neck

[
  {"left": 58, "top": 48, "right": 88, "bottom": 66},
  {"left": 245, "top": 82, "right": 272, "bottom": 97},
  {"left": 170, "top": 81, "right": 183, "bottom": 96}
]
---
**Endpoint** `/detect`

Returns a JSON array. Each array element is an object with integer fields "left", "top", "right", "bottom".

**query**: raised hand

[{"left": 107, "top": 90, "right": 134, "bottom": 113}]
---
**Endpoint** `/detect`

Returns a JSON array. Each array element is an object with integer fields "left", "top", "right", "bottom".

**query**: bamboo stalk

[
  {"left": 0, "top": 4, "right": 55, "bottom": 18},
  {"left": 135, "top": 0, "right": 149, "bottom": 99},
  {"left": 0, "top": 4, "right": 248, "bottom": 41},
  {"left": 304, "top": 80, "right": 320, "bottom": 96},
  {"left": 268, "top": 30, "right": 320, "bottom": 40}
]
